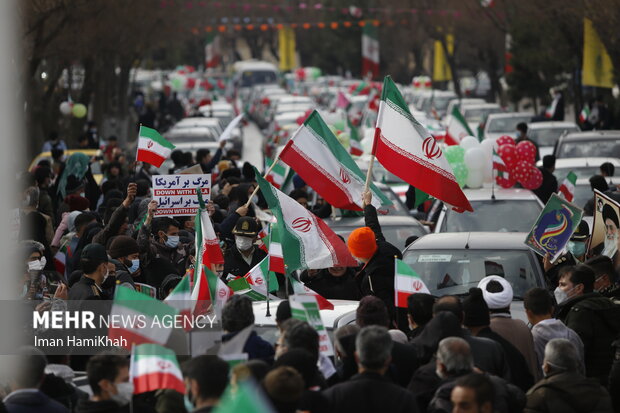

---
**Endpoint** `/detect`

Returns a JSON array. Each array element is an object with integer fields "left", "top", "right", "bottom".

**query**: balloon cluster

[
  {"left": 59, "top": 101, "right": 87, "bottom": 118},
  {"left": 495, "top": 136, "right": 542, "bottom": 190},
  {"left": 444, "top": 136, "right": 490, "bottom": 189}
]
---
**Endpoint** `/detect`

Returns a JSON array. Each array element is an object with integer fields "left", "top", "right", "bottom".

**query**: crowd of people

[{"left": 9, "top": 109, "right": 620, "bottom": 413}]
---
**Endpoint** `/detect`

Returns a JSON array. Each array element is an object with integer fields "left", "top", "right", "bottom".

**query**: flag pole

[
  {"left": 245, "top": 151, "right": 283, "bottom": 209},
  {"left": 364, "top": 99, "right": 385, "bottom": 194}
]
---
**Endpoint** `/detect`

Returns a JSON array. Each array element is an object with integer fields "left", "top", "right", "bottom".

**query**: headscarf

[{"left": 57, "top": 152, "right": 90, "bottom": 198}]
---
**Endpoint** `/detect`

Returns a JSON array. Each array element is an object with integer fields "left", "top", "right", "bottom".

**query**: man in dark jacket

[
  {"left": 181, "top": 356, "right": 229, "bottom": 413},
  {"left": 68, "top": 244, "right": 110, "bottom": 301},
  {"left": 555, "top": 264, "right": 620, "bottom": 384},
  {"left": 525, "top": 338, "right": 612, "bottom": 413},
  {"left": 428, "top": 337, "right": 524, "bottom": 413},
  {"left": 347, "top": 191, "right": 402, "bottom": 326},
  {"left": 4, "top": 347, "right": 69, "bottom": 413},
  {"left": 533, "top": 155, "right": 558, "bottom": 204},
  {"left": 222, "top": 217, "right": 266, "bottom": 281},
  {"left": 323, "top": 326, "right": 419, "bottom": 413}
]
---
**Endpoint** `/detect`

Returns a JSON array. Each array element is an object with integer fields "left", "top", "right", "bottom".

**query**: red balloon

[
  {"left": 496, "top": 175, "right": 516, "bottom": 189},
  {"left": 514, "top": 160, "right": 534, "bottom": 184},
  {"left": 498, "top": 144, "right": 518, "bottom": 168},
  {"left": 185, "top": 77, "right": 196, "bottom": 89},
  {"left": 516, "top": 141, "right": 536, "bottom": 164},
  {"left": 496, "top": 135, "right": 515, "bottom": 147},
  {"left": 522, "top": 166, "right": 543, "bottom": 190}
]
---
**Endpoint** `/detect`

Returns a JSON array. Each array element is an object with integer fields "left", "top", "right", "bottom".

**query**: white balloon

[
  {"left": 460, "top": 136, "right": 480, "bottom": 151},
  {"left": 464, "top": 147, "right": 486, "bottom": 170},
  {"left": 59, "top": 101, "right": 73, "bottom": 116},
  {"left": 482, "top": 160, "right": 494, "bottom": 183},
  {"left": 479, "top": 138, "right": 497, "bottom": 156},
  {"left": 466, "top": 168, "right": 484, "bottom": 189}
]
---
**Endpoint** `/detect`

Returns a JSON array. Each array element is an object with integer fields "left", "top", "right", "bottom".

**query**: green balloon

[
  {"left": 72, "top": 103, "right": 87, "bottom": 118},
  {"left": 445, "top": 145, "right": 465, "bottom": 165},
  {"left": 333, "top": 120, "right": 345, "bottom": 131},
  {"left": 170, "top": 78, "right": 182, "bottom": 90},
  {"left": 452, "top": 162, "right": 469, "bottom": 188}
]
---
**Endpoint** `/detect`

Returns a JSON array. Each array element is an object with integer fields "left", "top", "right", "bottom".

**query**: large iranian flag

[
  {"left": 245, "top": 256, "right": 279, "bottom": 293},
  {"left": 280, "top": 110, "right": 392, "bottom": 211},
  {"left": 136, "top": 126, "right": 175, "bottom": 168},
  {"left": 130, "top": 343, "right": 185, "bottom": 395},
  {"left": 394, "top": 258, "right": 430, "bottom": 308},
  {"left": 108, "top": 286, "right": 178, "bottom": 349},
  {"left": 445, "top": 106, "right": 475, "bottom": 146},
  {"left": 558, "top": 171, "right": 577, "bottom": 202},
  {"left": 254, "top": 168, "right": 357, "bottom": 271},
  {"left": 373, "top": 76, "right": 472, "bottom": 212},
  {"left": 361, "top": 24, "right": 379, "bottom": 79}
]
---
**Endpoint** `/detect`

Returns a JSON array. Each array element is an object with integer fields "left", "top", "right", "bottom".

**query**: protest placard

[
  {"left": 589, "top": 190, "right": 620, "bottom": 272},
  {"left": 152, "top": 174, "right": 211, "bottom": 217},
  {"left": 524, "top": 193, "right": 583, "bottom": 261},
  {"left": 289, "top": 294, "right": 334, "bottom": 357}
]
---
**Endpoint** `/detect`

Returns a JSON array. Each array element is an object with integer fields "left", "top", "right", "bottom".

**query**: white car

[
  {"left": 544, "top": 157, "right": 620, "bottom": 181},
  {"left": 483, "top": 112, "right": 533, "bottom": 141},
  {"left": 461, "top": 103, "right": 503, "bottom": 133},
  {"left": 170, "top": 117, "right": 223, "bottom": 135},
  {"left": 554, "top": 130, "right": 620, "bottom": 159},
  {"left": 416, "top": 90, "right": 458, "bottom": 118},
  {"left": 527, "top": 121, "right": 580, "bottom": 157},
  {"left": 443, "top": 98, "right": 486, "bottom": 125},
  {"left": 432, "top": 187, "right": 544, "bottom": 233}
]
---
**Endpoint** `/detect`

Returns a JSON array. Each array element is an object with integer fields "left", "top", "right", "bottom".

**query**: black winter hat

[
  {"left": 463, "top": 287, "right": 490, "bottom": 328},
  {"left": 108, "top": 235, "right": 139, "bottom": 259}
]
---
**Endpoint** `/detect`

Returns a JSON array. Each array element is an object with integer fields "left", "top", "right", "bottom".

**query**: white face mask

[
  {"left": 28, "top": 257, "right": 46, "bottom": 272},
  {"left": 235, "top": 236, "right": 254, "bottom": 251},
  {"left": 110, "top": 381, "right": 134, "bottom": 406},
  {"left": 554, "top": 285, "right": 577, "bottom": 304},
  {"left": 165, "top": 235, "right": 180, "bottom": 248}
]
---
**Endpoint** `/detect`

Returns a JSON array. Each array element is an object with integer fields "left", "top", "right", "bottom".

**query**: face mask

[
  {"left": 184, "top": 390, "right": 194, "bottom": 412},
  {"left": 79, "top": 192, "right": 85, "bottom": 198},
  {"left": 568, "top": 241, "right": 586, "bottom": 257},
  {"left": 235, "top": 236, "right": 254, "bottom": 251},
  {"left": 110, "top": 382, "right": 134, "bottom": 406},
  {"left": 28, "top": 257, "right": 46, "bottom": 272},
  {"left": 251, "top": 195, "right": 259, "bottom": 204},
  {"left": 128, "top": 259, "right": 140, "bottom": 274},
  {"left": 554, "top": 285, "right": 577, "bottom": 304},
  {"left": 165, "top": 235, "right": 180, "bottom": 248}
]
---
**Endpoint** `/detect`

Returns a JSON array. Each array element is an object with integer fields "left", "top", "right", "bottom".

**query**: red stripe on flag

[
  {"left": 133, "top": 372, "right": 185, "bottom": 395},
  {"left": 558, "top": 186, "right": 573, "bottom": 202},
  {"left": 137, "top": 148, "right": 166, "bottom": 168},
  {"left": 202, "top": 242, "right": 224, "bottom": 267},
  {"left": 395, "top": 291, "right": 411, "bottom": 308},
  {"left": 108, "top": 328, "right": 163, "bottom": 350},
  {"left": 444, "top": 132, "right": 460, "bottom": 146},
  {"left": 362, "top": 58, "right": 380, "bottom": 79},
  {"left": 279, "top": 142, "right": 362, "bottom": 210},
  {"left": 315, "top": 217, "right": 357, "bottom": 268},
  {"left": 375, "top": 134, "right": 473, "bottom": 212},
  {"left": 269, "top": 255, "right": 285, "bottom": 274}
]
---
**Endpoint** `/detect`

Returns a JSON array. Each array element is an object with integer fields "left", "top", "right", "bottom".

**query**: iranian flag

[
  {"left": 265, "top": 157, "right": 288, "bottom": 189},
  {"left": 194, "top": 199, "right": 224, "bottom": 270},
  {"left": 280, "top": 110, "right": 392, "bottom": 211},
  {"left": 445, "top": 106, "right": 475, "bottom": 146},
  {"left": 245, "top": 256, "right": 279, "bottom": 293},
  {"left": 558, "top": 171, "right": 577, "bottom": 202},
  {"left": 394, "top": 258, "right": 430, "bottom": 308},
  {"left": 579, "top": 105, "right": 591, "bottom": 123},
  {"left": 214, "top": 380, "right": 273, "bottom": 413},
  {"left": 204, "top": 265, "right": 232, "bottom": 311},
  {"left": 373, "top": 76, "right": 473, "bottom": 212},
  {"left": 493, "top": 149, "right": 510, "bottom": 180},
  {"left": 108, "top": 286, "right": 178, "bottom": 349},
  {"left": 254, "top": 167, "right": 357, "bottom": 271},
  {"left": 289, "top": 274, "right": 334, "bottom": 310},
  {"left": 347, "top": 117, "right": 364, "bottom": 156},
  {"left": 205, "top": 33, "right": 220, "bottom": 68},
  {"left": 268, "top": 223, "right": 285, "bottom": 273},
  {"left": 136, "top": 126, "right": 175, "bottom": 168},
  {"left": 164, "top": 275, "right": 193, "bottom": 327},
  {"left": 362, "top": 23, "right": 380, "bottom": 79},
  {"left": 130, "top": 343, "right": 185, "bottom": 395},
  {"left": 336, "top": 91, "right": 350, "bottom": 109},
  {"left": 545, "top": 96, "right": 559, "bottom": 119}
]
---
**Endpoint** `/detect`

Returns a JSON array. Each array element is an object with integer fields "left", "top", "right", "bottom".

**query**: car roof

[
  {"left": 234, "top": 60, "right": 278, "bottom": 71},
  {"left": 462, "top": 187, "right": 540, "bottom": 201},
  {"left": 527, "top": 121, "right": 578, "bottom": 129},
  {"left": 560, "top": 130, "right": 620, "bottom": 141},
  {"left": 553, "top": 157, "right": 620, "bottom": 167},
  {"left": 462, "top": 103, "right": 502, "bottom": 111},
  {"left": 405, "top": 232, "right": 530, "bottom": 251},
  {"left": 253, "top": 299, "right": 359, "bottom": 329},
  {"left": 324, "top": 214, "right": 424, "bottom": 227},
  {"left": 486, "top": 112, "right": 533, "bottom": 120}
]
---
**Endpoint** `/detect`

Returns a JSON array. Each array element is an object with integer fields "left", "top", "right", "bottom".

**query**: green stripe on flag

[
  {"left": 381, "top": 76, "right": 413, "bottom": 118},
  {"left": 139, "top": 126, "right": 175, "bottom": 149},
  {"left": 114, "top": 286, "right": 178, "bottom": 319},
  {"left": 134, "top": 343, "right": 179, "bottom": 362}
]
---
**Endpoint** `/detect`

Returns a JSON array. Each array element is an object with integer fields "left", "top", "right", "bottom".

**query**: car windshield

[
  {"left": 403, "top": 249, "right": 542, "bottom": 297},
  {"left": 241, "top": 70, "right": 278, "bottom": 87},
  {"left": 557, "top": 140, "right": 620, "bottom": 158},
  {"left": 487, "top": 116, "right": 531, "bottom": 133},
  {"left": 529, "top": 127, "right": 578, "bottom": 147},
  {"left": 442, "top": 200, "right": 542, "bottom": 232},
  {"left": 464, "top": 108, "right": 501, "bottom": 123},
  {"left": 334, "top": 224, "right": 427, "bottom": 250}
]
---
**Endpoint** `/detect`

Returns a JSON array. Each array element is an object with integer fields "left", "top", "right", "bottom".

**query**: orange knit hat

[{"left": 347, "top": 227, "right": 377, "bottom": 259}]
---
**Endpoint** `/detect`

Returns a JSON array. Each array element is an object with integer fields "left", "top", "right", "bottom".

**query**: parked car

[
  {"left": 554, "top": 131, "right": 620, "bottom": 159},
  {"left": 461, "top": 103, "right": 503, "bottom": 133},
  {"left": 432, "top": 187, "right": 543, "bottom": 233},
  {"left": 543, "top": 157, "right": 620, "bottom": 181},
  {"left": 483, "top": 112, "right": 533, "bottom": 141},
  {"left": 402, "top": 232, "right": 547, "bottom": 321},
  {"left": 526, "top": 121, "right": 579, "bottom": 157}
]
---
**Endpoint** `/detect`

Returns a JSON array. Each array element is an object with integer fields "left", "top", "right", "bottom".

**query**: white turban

[{"left": 477, "top": 275, "right": 513, "bottom": 310}]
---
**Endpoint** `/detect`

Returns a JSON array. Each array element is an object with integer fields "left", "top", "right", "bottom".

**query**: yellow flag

[
  {"left": 582, "top": 18, "right": 614, "bottom": 88},
  {"left": 279, "top": 27, "right": 296, "bottom": 71},
  {"left": 433, "top": 34, "right": 454, "bottom": 82}
]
